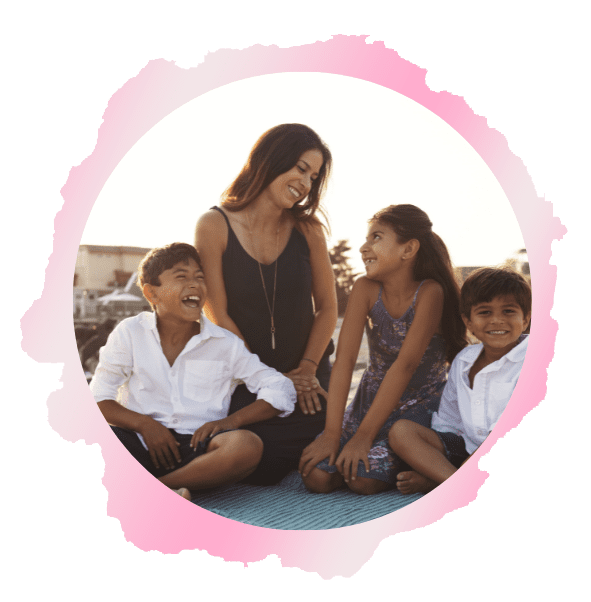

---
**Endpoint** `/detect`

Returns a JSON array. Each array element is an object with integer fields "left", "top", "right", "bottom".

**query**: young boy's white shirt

[
  {"left": 431, "top": 335, "right": 528, "bottom": 454},
  {"left": 90, "top": 312, "right": 296, "bottom": 446}
]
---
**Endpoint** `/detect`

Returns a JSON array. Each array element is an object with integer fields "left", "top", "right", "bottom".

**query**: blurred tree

[{"left": 330, "top": 239, "right": 359, "bottom": 316}]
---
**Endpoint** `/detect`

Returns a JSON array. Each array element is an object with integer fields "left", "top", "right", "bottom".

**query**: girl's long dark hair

[
  {"left": 372, "top": 204, "right": 467, "bottom": 363},
  {"left": 221, "top": 124, "right": 332, "bottom": 228}
]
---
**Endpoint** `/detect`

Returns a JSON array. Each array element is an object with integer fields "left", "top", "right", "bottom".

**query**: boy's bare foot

[
  {"left": 172, "top": 487, "right": 192, "bottom": 500},
  {"left": 396, "top": 471, "right": 437, "bottom": 495}
]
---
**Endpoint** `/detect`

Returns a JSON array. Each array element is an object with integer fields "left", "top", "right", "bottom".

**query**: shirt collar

[
  {"left": 459, "top": 334, "right": 529, "bottom": 370},
  {"left": 139, "top": 311, "right": 227, "bottom": 343}
]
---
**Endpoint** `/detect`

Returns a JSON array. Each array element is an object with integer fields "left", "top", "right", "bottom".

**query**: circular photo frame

[{"left": 22, "top": 36, "right": 564, "bottom": 578}]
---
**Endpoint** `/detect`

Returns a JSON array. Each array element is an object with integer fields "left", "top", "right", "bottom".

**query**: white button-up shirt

[
  {"left": 431, "top": 335, "right": 528, "bottom": 454},
  {"left": 90, "top": 312, "right": 296, "bottom": 439}
]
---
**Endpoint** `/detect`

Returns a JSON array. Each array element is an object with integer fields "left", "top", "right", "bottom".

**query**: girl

[
  {"left": 194, "top": 124, "right": 338, "bottom": 486},
  {"left": 299, "top": 204, "right": 466, "bottom": 495}
]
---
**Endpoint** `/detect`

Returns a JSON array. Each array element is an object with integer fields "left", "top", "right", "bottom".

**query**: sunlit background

[{"left": 80, "top": 72, "right": 525, "bottom": 272}]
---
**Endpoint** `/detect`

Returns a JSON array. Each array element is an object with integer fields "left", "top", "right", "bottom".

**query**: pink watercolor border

[{"left": 21, "top": 36, "right": 565, "bottom": 578}]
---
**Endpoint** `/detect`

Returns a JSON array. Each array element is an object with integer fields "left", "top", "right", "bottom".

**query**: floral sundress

[{"left": 317, "top": 281, "right": 448, "bottom": 484}]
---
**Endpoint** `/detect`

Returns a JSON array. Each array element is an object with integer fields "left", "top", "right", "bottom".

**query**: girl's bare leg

[
  {"left": 347, "top": 476, "right": 390, "bottom": 496},
  {"left": 159, "top": 430, "right": 263, "bottom": 491},
  {"left": 389, "top": 419, "right": 457, "bottom": 493},
  {"left": 302, "top": 467, "right": 344, "bottom": 494}
]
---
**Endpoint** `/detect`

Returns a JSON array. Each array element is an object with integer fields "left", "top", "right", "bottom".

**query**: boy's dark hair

[
  {"left": 460, "top": 267, "right": 532, "bottom": 318},
  {"left": 137, "top": 243, "right": 202, "bottom": 289}
]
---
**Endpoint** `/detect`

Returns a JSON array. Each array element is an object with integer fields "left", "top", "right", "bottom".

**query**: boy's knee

[
  {"left": 213, "top": 430, "right": 263, "bottom": 470},
  {"left": 388, "top": 419, "right": 416, "bottom": 450},
  {"left": 236, "top": 430, "right": 264, "bottom": 468}
]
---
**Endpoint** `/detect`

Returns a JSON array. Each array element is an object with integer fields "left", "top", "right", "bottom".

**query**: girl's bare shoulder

[
  {"left": 416, "top": 279, "right": 444, "bottom": 304},
  {"left": 352, "top": 276, "right": 381, "bottom": 306}
]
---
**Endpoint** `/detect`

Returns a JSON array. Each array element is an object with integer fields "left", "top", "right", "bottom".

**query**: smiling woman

[{"left": 194, "top": 124, "right": 339, "bottom": 486}]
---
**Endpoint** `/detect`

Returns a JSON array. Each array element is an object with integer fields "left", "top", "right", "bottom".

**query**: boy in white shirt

[
  {"left": 90, "top": 243, "right": 296, "bottom": 499},
  {"left": 388, "top": 267, "right": 531, "bottom": 494}
]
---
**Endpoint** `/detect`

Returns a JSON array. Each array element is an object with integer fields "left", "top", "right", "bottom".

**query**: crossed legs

[
  {"left": 159, "top": 430, "right": 263, "bottom": 491},
  {"left": 388, "top": 419, "right": 457, "bottom": 494}
]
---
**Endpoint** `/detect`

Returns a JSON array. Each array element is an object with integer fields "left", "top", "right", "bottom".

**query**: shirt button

[
  {"left": 475, "top": 400, "right": 481, "bottom": 405},
  {"left": 172, "top": 418, "right": 179, "bottom": 424},
  {"left": 477, "top": 429, "right": 486, "bottom": 436}
]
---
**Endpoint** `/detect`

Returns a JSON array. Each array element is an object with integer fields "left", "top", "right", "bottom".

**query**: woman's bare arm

[
  {"left": 289, "top": 219, "right": 339, "bottom": 413},
  {"left": 194, "top": 209, "right": 249, "bottom": 346}
]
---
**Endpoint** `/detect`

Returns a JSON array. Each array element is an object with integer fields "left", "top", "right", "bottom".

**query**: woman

[{"left": 194, "top": 124, "right": 338, "bottom": 485}]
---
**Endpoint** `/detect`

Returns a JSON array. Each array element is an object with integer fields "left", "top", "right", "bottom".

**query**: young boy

[
  {"left": 388, "top": 267, "right": 531, "bottom": 494},
  {"left": 90, "top": 243, "right": 296, "bottom": 499}
]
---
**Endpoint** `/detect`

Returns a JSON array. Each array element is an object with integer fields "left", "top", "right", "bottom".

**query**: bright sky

[{"left": 81, "top": 72, "right": 525, "bottom": 273}]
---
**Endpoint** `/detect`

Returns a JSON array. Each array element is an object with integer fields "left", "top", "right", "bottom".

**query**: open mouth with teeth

[
  {"left": 364, "top": 259, "right": 376, "bottom": 267},
  {"left": 486, "top": 330, "right": 509, "bottom": 335},
  {"left": 182, "top": 295, "right": 201, "bottom": 309},
  {"left": 288, "top": 186, "right": 301, "bottom": 199}
]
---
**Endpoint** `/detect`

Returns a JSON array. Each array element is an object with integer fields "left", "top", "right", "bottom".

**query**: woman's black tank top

[{"left": 213, "top": 206, "right": 322, "bottom": 374}]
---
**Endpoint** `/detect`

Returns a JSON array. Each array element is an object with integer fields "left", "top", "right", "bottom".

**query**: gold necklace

[{"left": 248, "top": 212, "right": 279, "bottom": 350}]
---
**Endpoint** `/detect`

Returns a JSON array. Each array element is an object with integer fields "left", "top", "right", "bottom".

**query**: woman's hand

[
  {"left": 298, "top": 432, "right": 341, "bottom": 477},
  {"left": 335, "top": 434, "right": 373, "bottom": 483},
  {"left": 190, "top": 416, "right": 238, "bottom": 448},
  {"left": 285, "top": 365, "right": 328, "bottom": 415}
]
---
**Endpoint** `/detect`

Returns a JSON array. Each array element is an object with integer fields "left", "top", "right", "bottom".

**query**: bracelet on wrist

[{"left": 301, "top": 357, "right": 318, "bottom": 367}]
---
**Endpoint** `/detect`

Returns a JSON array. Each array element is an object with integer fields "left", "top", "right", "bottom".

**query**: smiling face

[
  {"left": 263, "top": 149, "right": 324, "bottom": 210},
  {"left": 359, "top": 220, "right": 416, "bottom": 281},
  {"left": 143, "top": 258, "right": 206, "bottom": 323},
  {"left": 463, "top": 294, "right": 530, "bottom": 354}
]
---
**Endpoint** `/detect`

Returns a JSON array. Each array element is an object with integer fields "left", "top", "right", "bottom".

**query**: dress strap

[
  {"left": 411, "top": 280, "right": 426, "bottom": 307},
  {"left": 211, "top": 205, "right": 231, "bottom": 227}
]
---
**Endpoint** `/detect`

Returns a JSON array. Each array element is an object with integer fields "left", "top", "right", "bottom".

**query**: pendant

[{"left": 271, "top": 320, "right": 276, "bottom": 350}]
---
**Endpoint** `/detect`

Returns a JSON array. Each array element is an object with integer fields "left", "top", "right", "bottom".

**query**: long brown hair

[
  {"left": 221, "top": 124, "right": 332, "bottom": 226},
  {"left": 371, "top": 204, "right": 468, "bottom": 363}
]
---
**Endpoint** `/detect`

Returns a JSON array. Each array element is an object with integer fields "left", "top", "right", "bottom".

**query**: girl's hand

[
  {"left": 335, "top": 435, "right": 372, "bottom": 483},
  {"left": 190, "top": 416, "right": 238, "bottom": 448},
  {"left": 285, "top": 367, "right": 328, "bottom": 416},
  {"left": 298, "top": 433, "right": 341, "bottom": 477}
]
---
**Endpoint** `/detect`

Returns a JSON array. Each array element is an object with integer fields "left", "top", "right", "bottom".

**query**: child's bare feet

[
  {"left": 396, "top": 471, "right": 437, "bottom": 494},
  {"left": 172, "top": 487, "right": 192, "bottom": 500}
]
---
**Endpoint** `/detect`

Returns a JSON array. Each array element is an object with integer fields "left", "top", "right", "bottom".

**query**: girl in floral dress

[{"left": 299, "top": 204, "right": 467, "bottom": 494}]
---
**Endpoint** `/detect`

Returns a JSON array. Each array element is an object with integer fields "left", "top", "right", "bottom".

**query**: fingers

[
  {"left": 149, "top": 448, "right": 160, "bottom": 470},
  {"left": 154, "top": 446, "right": 175, "bottom": 471},
  {"left": 297, "top": 391, "right": 319, "bottom": 415},
  {"left": 169, "top": 440, "right": 182, "bottom": 464},
  {"left": 298, "top": 455, "right": 313, "bottom": 477},
  {"left": 335, "top": 453, "right": 347, "bottom": 482},
  {"left": 316, "top": 385, "right": 329, "bottom": 400},
  {"left": 193, "top": 428, "right": 210, "bottom": 446},
  {"left": 335, "top": 451, "right": 367, "bottom": 483}
]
